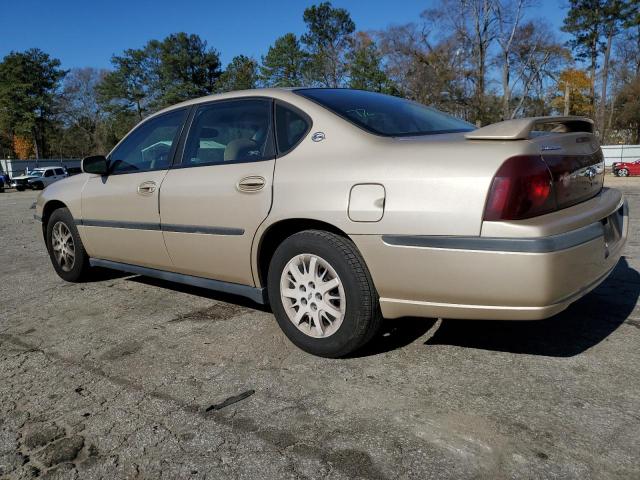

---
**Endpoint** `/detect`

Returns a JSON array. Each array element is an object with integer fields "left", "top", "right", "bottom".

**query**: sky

[{"left": 2, "top": 0, "right": 569, "bottom": 70}]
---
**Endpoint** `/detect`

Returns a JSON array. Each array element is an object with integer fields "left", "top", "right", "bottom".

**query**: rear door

[
  {"left": 81, "top": 108, "right": 187, "bottom": 268},
  {"left": 159, "top": 98, "right": 276, "bottom": 285}
]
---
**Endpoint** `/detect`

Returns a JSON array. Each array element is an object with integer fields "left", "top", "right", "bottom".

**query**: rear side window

[
  {"left": 181, "top": 99, "right": 275, "bottom": 167},
  {"left": 296, "top": 88, "right": 473, "bottom": 137},
  {"left": 275, "top": 103, "right": 311, "bottom": 155}
]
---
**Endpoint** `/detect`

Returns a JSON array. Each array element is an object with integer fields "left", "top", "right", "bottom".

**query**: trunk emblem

[
  {"left": 312, "top": 132, "right": 326, "bottom": 142},
  {"left": 541, "top": 145, "right": 561, "bottom": 151}
]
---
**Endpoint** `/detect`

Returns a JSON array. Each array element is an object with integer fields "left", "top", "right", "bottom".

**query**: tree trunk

[
  {"left": 502, "top": 55, "right": 510, "bottom": 120},
  {"left": 589, "top": 32, "right": 598, "bottom": 119},
  {"left": 598, "top": 31, "right": 613, "bottom": 141},
  {"left": 564, "top": 81, "right": 570, "bottom": 116},
  {"left": 32, "top": 128, "right": 40, "bottom": 160}
]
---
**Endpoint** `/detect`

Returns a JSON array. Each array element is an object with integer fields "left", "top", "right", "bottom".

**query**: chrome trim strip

[
  {"left": 89, "top": 258, "right": 267, "bottom": 304},
  {"left": 382, "top": 222, "right": 605, "bottom": 253},
  {"left": 77, "top": 219, "right": 243, "bottom": 235},
  {"left": 161, "top": 224, "right": 244, "bottom": 235}
]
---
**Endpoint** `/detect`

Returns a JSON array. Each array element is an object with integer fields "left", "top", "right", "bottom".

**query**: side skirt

[{"left": 89, "top": 258, "right": 267, "bottom": 305}]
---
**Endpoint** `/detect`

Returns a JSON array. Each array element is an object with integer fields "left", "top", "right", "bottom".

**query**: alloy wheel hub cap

[
  {"left": 280, "top": 253, "right": 346, "bottom": 338},
  {"left": 52, "top": 221, "right": 75, "bottom": 272}
]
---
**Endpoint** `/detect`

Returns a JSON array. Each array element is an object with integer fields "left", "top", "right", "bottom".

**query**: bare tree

[
  {"left": 58, "top": 68, "right": 109, "bottom": 156},
  {"left": 492, "top": 0, "right": 529, "bottom": 119},
  {"left": 507, "top": 21, "right": 568, "bottom": 118}
]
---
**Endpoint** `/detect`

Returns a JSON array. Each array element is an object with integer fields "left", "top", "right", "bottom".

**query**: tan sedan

[{"left": 35, "top": 88, "right": 628, "bottom": 357}]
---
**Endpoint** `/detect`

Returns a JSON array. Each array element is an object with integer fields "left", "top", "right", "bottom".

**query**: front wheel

[
  {"left": 46, "top": 208, "right": 91, "bottom": 282},
  {"left": 267, "top": 230, "right": 383, "bottom": 358},
  {"left": 16, "top": 186, "right": 25, "bottom": 191},
  {"left": 618, "top": 168, "right": 629, "bottom": 177}
]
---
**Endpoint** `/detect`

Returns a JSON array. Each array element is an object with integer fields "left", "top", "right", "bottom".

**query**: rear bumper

[{"left": 351, "top": 193, "right": 628, "bottom": 320}]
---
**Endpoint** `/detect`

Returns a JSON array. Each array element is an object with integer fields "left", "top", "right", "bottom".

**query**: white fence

[
  {"left": 601, "top": 145, "right": 640, "bottom": 167},
  {"left": 0, "top": 159, "right": 81, "bottom": 178}
]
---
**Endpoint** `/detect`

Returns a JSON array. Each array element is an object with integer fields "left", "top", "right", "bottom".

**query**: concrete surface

[{"left": 0, "top": 177, "right": 639, "bottom": 480}]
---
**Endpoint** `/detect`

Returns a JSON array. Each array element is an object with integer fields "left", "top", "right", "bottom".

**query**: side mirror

[{"left": 82, "top": 155, "right": 109, "bottom": 175}]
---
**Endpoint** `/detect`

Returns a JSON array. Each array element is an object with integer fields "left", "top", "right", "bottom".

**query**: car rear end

[{"left": 360, "top": 117, "right": 628, "bottom": 320}]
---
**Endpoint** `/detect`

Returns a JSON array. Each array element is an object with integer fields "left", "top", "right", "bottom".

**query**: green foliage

[
  {"left": 260, "top": 33, "right": 308, "bottom": 87},
  {"left": 614, "top": 76, "right": 640, "bottom": 143},
  {"left": 0, "top": 48, "right": 65, "bottom": 157},
  {"left": 155, "top": 33, "right": 222, "bottom": 105},
  {"left": 301, "top": 1, "right": 355, "bottom": 87},
  {"left": 97, "top": 33, "right": 221, "bottom": 118},
  {"left": 217, "top": 55, "right": 258, "bottom": 93},
  {"left": 347, "top": 33, "right": 397, "bottom": 94}
]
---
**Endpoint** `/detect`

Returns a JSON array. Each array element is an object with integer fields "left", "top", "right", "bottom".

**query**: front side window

[
  {"left": 275, "top": 102, "right": 311, "bottom": 155},
  {"left": 296, "top": 88, "right": 473, "bottom": 137},
  {"left": 182, "top": 99, "right": 275, "bottom": 167},
  {"left": 109, "top": 109, "right": 187, "bottom": 174},
  {"left": 44, "top": 170, "right": 53, "bottom": 177},
  {"left": 55, "top": 168, "right": 65, "bottom": 175}
]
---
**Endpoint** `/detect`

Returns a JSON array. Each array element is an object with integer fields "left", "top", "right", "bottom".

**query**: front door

[
  {"left": 159, "top": 98, "right": 276, "bottom": 286},
  {"left": 81, "top": 108, "right": 187, "bottom": 269}
]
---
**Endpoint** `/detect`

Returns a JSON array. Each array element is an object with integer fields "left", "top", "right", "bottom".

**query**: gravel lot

[{"left": 1, "top": 176, "right": 639, "bottom": 480}]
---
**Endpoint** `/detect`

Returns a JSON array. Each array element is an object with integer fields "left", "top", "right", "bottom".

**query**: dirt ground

[{"left": 0, "top": 176, "right": 639, "bottom": 480}]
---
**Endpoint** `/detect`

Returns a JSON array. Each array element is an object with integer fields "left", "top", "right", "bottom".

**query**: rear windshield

[{"left": 296, "top": 88, "right": 473, "bottom": 137}]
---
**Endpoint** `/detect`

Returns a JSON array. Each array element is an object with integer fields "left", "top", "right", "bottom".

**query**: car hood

[{"left": 13, "top": 175, "right": 38, "bottom": 180}]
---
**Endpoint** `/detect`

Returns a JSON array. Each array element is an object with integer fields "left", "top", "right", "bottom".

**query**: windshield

[
  {"left": 29, "top": 170, "right": 45, "bottom": 177},
  {"left": 296, "top": 88, "right": 473, "bottom": 137}
]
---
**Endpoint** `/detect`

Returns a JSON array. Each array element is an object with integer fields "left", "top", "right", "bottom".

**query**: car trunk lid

[{"left": 468, "top": 116, "right": 604, "bottom": 214}]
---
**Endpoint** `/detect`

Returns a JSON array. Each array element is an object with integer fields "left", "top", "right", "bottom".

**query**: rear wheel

[
  {"left": 618, "top": 168, "right": 629, "bottom": 177},
  {"left": 46, "top": 208, "right": 91, "bottom": 282},
  {"left": 267, "top": 230, "right": 383, "bottom": 358}
]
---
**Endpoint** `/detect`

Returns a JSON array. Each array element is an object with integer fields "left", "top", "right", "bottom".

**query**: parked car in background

[
  {"left": 612, "top": 159, "right": 640, "bottom": 176},
  {"left": 35, "top": 88, "right": 627, "bottom": 357},
  {"left": 12, "top": 167, "right": 67, "bottom": 191}
]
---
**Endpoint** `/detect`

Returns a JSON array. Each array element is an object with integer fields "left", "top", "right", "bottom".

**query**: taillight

[{"left": 483, "top": 155, "right": 557, "bottom": 221}]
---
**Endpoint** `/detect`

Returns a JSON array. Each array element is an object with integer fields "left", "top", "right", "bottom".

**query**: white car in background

[{"left": 12, "top": 167, "right": 68, "bottom": 191}]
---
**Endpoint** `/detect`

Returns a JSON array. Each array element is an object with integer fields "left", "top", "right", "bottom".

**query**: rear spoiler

[{"left": 465, "top": 116, "right": 594, "bottom": 141}]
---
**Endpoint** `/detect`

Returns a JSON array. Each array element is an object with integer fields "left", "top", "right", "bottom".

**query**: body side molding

[
  {"left": 77, "top": 219, "right": 244, "bottom": 235},
  {"left": 382, "top": 221, "right": 605, "bottom": 253}
]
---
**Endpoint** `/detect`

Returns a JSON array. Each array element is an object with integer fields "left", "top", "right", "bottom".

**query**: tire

[
  {"left": 33, "top": 181, "right": 44, "bottom": 190},
  {"left": 618, "top": 168, "right": 629, "bottom": 177},
  {"left": 45, "top": 207, "right": 91, "bottom": 282},
  {"left": 16, "top": 186, "right": 25, "bottom": 191},
  {"left": 267, "top": 230, "right": 383, "bottom": 358}
]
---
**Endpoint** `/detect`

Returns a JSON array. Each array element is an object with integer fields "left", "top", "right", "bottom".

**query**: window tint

[
  {"left": 109, "top": 109, "right": 186, "bottom": 174},
  {"left": 55, "top": 168, "right": 64, "bottom": 175},
  {"left": 296, "top": 88, "right": 473, "bottom": 137},
  {"left": 182, "top": 99, "right": 275, "bottom": 167},
  {"left": 275, "top": 103, "right": 310, "bottom": 154},
  {"left": 44, "top": 170, "right": 53, "bottom": 177}
]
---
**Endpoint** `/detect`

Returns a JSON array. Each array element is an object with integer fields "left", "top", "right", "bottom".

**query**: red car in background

[{"left": 612, "top": 159, "right": 640, "bottom": 176}]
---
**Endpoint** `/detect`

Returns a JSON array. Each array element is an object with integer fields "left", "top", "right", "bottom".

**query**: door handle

[
  {"left": 137, "top": 181, "right": 157, "bottom": 195},
  {"left": 237, "top": 176, "right": 266, "bottom": 193}
]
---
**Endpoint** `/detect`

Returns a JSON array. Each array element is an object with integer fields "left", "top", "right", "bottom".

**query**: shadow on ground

[
  {"left": 425, "top": 257, "right": 639, "bottom": 357},
  {"left": 118, "top": 257, "right": 638, "bottom": 358},
  {"left": 127, "top": 275, "right": 270, "bottom": 312}
]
